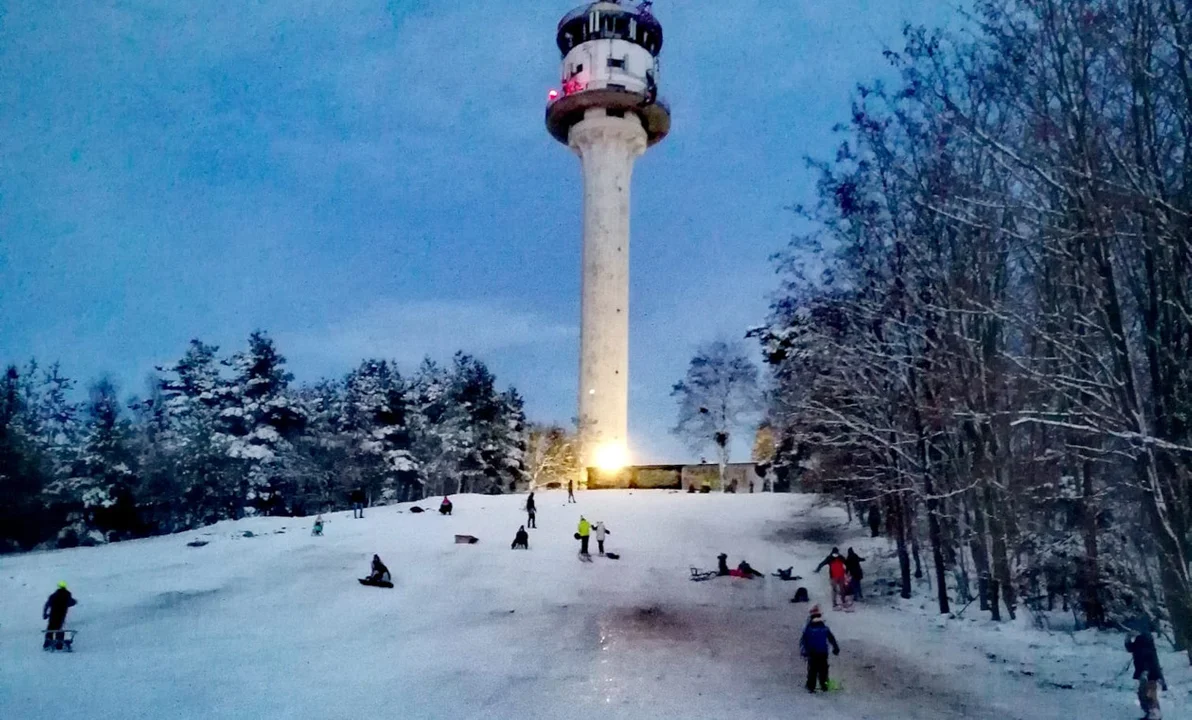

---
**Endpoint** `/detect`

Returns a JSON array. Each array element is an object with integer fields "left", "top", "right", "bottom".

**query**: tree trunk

[
  {"left": 1079, "top": 459, "right": 1105, "bottom": 627},
  {"left": 890, "top": 492, "right": 913, "bottom": 599},
  {"left": 909, "top": 505, "right": 924, "bottom": 580},
  {"left": 924, "top": 471, "right": 951, "bottom": 614}
]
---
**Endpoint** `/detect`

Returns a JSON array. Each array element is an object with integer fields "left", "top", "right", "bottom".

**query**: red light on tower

[{"left": 548, "top": 89, "right": 559, "bottom": 101}]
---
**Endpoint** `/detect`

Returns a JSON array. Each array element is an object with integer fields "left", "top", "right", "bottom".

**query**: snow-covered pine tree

[
  {"left": 218, "top": 332, "right": 305, "bottom": 517},
  {"left": 341, "top": 359, "right": 419, "bottom": 505},
  {"left": 496, "top": 388, "right": 529, "bottom": 492},
  {"left": 49, "top": 378, "right": 138, "bottom": 545},
  {"left": 155, "top": 340, "right": 234, "bottom": 527},
  {"left": 411, "top": 358, "right": 467, "bottom": 497},
  {"left": 288, "top": 378, "right": 347, "bottom": 514},
  {"left": 447, "top": 353, "right": 507, "bottom": 495},
  {"left": 0, "top": 365, "right": 52, "bottom": 551},
  {"left": 36, "top": 362, "right": 82, "bottom": 483}
]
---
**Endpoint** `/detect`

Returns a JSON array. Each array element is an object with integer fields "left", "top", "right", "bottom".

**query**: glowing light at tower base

[{"left": 593, "top": 442, "right": 629, "bottom": 472}]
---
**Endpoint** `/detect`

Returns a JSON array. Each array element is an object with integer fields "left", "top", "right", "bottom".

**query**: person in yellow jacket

[{"left": 577, "top": 516, "right": 591, "bottom": 556}]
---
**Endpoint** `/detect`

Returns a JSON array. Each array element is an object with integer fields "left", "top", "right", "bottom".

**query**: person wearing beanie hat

[
  {"left": 43, "top": 582, "right": 77, "bottom": 650},
  {"left": 799, "top": 606, "right": 840, "bottom": 692}
]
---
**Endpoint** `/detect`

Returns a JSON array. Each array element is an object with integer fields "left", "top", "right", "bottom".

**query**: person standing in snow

[
  {"left": 799, "top": 606, "right": 840, "bottom": 693},
  {"left": 439, "top": 496, "right": 453, "bottom": 516},
  {"left": 577, "top": 516, "right": 591, "bottom": 556},
  {"left": 526, "top": 492, "right": 537, "bottom": 529},
  {"left": 815, "top": 547, "right": 849, "bottom": 609},
  {"left": 1126, "top": 630, "right": 1166, "bottom": 719},
  {"left": 511, "top": 525, "right": 529, "bottom": 550},
  {"left": 592, "top": 521, "right": 610, "bottom": 556},
  {"left": 567, "top": 479, "right": 577, "bottom": 504},
  {"left": 43, "top": 582, "right": 77, "bottom": 650},
  {"left": 312, "top": 515, "right": 324, "bottom": 536},
  {"left": 845, "top": 548, "right": 865, "bottom": 600},
  {"left": 350, "top": 488, "right": 366, "bottom": 519}
]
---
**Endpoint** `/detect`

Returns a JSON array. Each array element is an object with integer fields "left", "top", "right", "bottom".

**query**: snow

[{"left": 1, "top": 492, "right": 1186, "bottom": 719}]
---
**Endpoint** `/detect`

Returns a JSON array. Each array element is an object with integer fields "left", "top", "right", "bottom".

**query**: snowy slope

[{"left": 1, "top": 491, "right": 1186, "bottom": 720}]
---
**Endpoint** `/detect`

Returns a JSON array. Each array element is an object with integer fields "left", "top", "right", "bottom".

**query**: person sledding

[
  {"left": 1126, "top": 629, "right": 1166, "bottom": 719},
  {"left": 439, "top": 496, "right": 453, "bottom": 516},
  {"left": 815, "top": 547, "right": 850, "bottom": 609},
  {"left": 845, "top": 548, "right": 865, "bottom": 600},
  {"left": 576, "top": 516, "right": 592, "bottom": 557},
  {"left": 511, "top": 525, "right": 530, "bottom": 550},
  {"left": 729, "top": 560, "right": 764, "bottom": 579},
  {"left": 773, "top": 567, "right": 802, "bottom": 581},
  {"left": 360, "top": 554, "right": 393, "bottom": 587},
  {"left": 43, "top": 582, "right": 77, "bottom": 650},
  {"left": 592, "top": 521, "right": 610, "bottom": 556},
  {"left": 799, "top": 605, "right": 840, "bottom": 693},
  {"left": 311, "top": 515, "right": 324, "bottom": 536}
]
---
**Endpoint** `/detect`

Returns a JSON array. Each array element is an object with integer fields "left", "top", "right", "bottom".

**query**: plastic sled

[
  {"left": 358, "top": 578, "right": 394, "bottom": 589},
  {"left": 690, "top": 567, "right": 717, "bottom": 581},
  {"left": 825, "top": 679, "right": 843, "bottom": 692},
  {"left": 42, "top": 629, "right": 77, "bottom": 652}
]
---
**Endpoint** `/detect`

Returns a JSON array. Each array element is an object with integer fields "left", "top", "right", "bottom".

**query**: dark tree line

[
  {"left": 0, "top": 332, "right": 527, "bottom": 552},
  {"left": 753, "top": 0, "right": 1192, "bottom": 661}
]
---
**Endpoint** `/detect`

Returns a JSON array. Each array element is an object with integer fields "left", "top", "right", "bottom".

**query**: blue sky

[{"left": 0, "top": 1, "right": 959, "bottom": 463}]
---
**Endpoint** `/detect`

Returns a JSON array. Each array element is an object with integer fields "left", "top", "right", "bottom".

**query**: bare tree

[
  {"left": 671, "top": 341, "right": 762, "bottom": 488},
  {"left": 524, "top": 424, "right": 579, "bottom": 490}
]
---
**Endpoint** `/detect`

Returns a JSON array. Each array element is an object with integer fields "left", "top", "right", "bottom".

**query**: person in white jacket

[{"left": 592, "top": 521, "right": 611, "bottom": 556}]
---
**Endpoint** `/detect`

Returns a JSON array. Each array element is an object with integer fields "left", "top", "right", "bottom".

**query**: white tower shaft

[{"left": 569, "top": 110, "right": 648, "bottom": 469}]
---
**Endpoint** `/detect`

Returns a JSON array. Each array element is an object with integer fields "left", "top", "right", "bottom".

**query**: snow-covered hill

[{"left": 1, "top": 491, "right": 1185, "bottom": 719}]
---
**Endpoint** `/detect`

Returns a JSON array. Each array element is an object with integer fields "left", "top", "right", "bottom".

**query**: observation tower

[{"left": 545, "top": 1, "right": 670, "bottom": 477}]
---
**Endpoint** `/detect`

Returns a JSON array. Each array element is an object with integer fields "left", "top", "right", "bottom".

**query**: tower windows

[{"left": 607, "top": 57, "right": 626, "bottom": 69}]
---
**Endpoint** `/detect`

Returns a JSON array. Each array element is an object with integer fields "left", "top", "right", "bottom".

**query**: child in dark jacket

[{"left": 799, "top": 606, "right": 840, "bottom": 692}]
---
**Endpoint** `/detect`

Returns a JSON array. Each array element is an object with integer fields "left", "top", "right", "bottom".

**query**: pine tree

[
  {"left": 342, "top": 359, "right": 419, "bottom": 504},
  {"left": 156, "top": 340, "right": 233, "bottom": 527},
  {"left": 50, "top": 378, "right": 138, "bottom": 545},
  {"left": 218, "top": 332, "right": 305, "bottom": 516},
  {"left": 0, "top": 365, "right": 51, "bottom": 550},
  {"left": 411, "top": 358, "right": 466, "bottom": 497}
]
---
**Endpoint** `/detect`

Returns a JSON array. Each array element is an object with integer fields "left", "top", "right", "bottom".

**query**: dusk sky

[{"left": 1, "top": 1, "right": 959, "bottom": 463}]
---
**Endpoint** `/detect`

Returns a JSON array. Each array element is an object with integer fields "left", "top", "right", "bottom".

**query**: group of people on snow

[
  {"left": 574, "top": 516, "right": 611, "bottom": 557},
  {"left": 714, "top": 553, "right": 766, "bottom": 579},
  {"left": 815, "top": 547, "right": 864, "bottom": 609}
]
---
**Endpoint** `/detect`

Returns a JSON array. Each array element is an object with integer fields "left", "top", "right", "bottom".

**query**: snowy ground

[{"left": 1, "top": 491, "right": 1187, "bottom": 719}]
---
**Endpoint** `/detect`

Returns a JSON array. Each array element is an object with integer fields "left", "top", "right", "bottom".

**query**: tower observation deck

[{"left": 545, "top": 1, "right": 671, "bottom": 479}]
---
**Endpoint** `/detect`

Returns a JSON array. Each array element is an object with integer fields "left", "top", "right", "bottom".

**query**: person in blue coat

[{"left": 799, "top": 606, "right": 840, "bottom": 692}]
